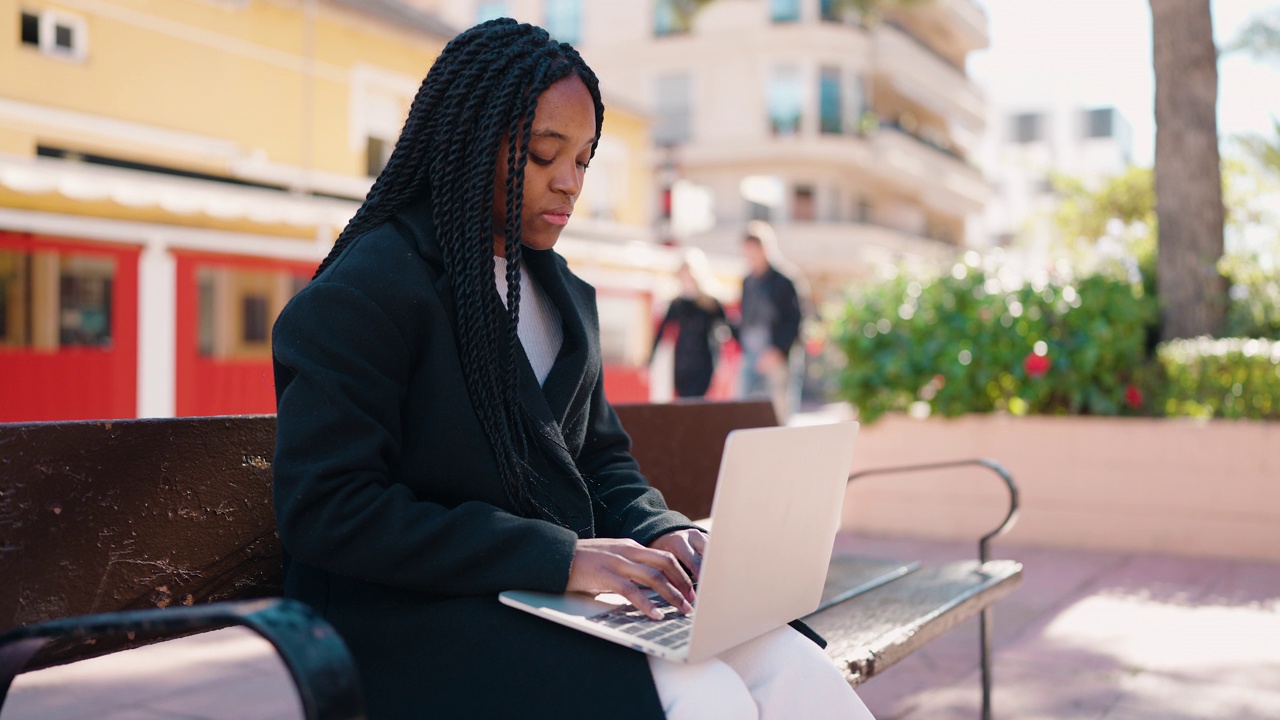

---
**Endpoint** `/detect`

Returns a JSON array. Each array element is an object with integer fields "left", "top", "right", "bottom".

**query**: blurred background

[{"left": 1, "top": 0, "right": 1277, "bottom": 424}]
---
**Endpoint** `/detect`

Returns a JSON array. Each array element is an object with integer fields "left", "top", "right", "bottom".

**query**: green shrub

[
  {"left": 1158, "top": 337, "right": 1280, "bottom": 420},
  {"left": 833, "top": 260, "right": 1158, "bottom": 423},
  {"left": 1222, "top": 256, "right": 1280, "bottom": 340}
]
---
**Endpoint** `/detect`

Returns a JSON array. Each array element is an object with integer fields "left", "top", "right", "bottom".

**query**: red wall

[
  {"left": 0, "top": 233, "right": 139, "bottom": 422},
  {"left": 173, "top": 251, "right": 316, "bottom": 417}
]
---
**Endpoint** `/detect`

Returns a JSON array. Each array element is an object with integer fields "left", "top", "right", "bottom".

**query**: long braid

[{"left": 311, "top": 20, "right": 605, "bottom": 520}]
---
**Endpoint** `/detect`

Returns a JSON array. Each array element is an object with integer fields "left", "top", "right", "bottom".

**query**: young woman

[
  {"left": 271, "top": 19, "right": 873, "bottom": 720},
  {"left": 649, "top": 250, "right": 728, "bottom": 398}
]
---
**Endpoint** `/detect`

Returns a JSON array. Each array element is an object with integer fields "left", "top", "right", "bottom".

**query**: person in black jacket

[
  {"left": 649, "top": 250, "right": 728, "bottom": 398},
  {"left": 736, "top": 222, "right": 804, "bottom": 421},
  {"left": 272, "top": 19, "right": 872, "bottom": 720}
]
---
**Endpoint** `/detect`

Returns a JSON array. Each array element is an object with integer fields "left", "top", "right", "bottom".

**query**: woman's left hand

[{"left": 649, "top": 529, "right": 708, "bottom": 582}]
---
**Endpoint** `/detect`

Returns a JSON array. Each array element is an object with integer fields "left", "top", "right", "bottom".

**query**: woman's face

[{"left": 493, "top": 75, "right": 597, "bottom": 256}]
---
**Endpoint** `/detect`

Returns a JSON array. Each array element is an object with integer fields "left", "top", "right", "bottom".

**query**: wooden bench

[
  {"left": 614, "top": 400, "right": 1023, "bottom": 719},
  {"left": 0, "top": 403, "right": 1022, "bottom": 718}
]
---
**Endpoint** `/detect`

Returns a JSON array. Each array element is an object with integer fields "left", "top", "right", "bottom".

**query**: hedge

[{"left": 833, "top": 260, "right": 1279, "bottom": 423}]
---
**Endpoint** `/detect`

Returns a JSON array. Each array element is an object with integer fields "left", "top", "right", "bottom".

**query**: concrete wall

[{"left": 841, "top": 414, "right": 1280, "bottom": 563}]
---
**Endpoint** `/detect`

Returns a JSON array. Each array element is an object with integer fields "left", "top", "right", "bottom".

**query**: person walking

[
  {"left": 649, "top": 250, "right": 728, "bottom": 399},
  {"left": 735, "top": 221, "right": 803, "bottom": 422}
]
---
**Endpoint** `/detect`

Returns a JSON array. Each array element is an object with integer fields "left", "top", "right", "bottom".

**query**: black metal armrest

[
  {"left": 847, "top": 458, "right": 1020, "bottom": 720},
  {"left": 0, "top": 598, "right": 365, "bottom": 720},
  {"left": 848, "top": 458, "right": 1020, "bottom": 563}
]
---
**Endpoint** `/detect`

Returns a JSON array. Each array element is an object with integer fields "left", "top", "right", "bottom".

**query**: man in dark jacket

[{"left": 736, "top": 222, "right": 803, "bottom": 421}]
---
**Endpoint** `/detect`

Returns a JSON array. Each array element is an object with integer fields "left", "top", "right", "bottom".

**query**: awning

[{"left": 0, "top": 155, "right": 359, "bottom": 229}]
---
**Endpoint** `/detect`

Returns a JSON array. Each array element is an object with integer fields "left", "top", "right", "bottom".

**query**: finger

[
  {"left": 621, "top": 555, "right": 693, "bottom": 615},
  {"left": 630, "top": 545, "right": 695, "bottom": 599},
  {"left": 612, "top": 577, "right": 663, "bottom": 620},
  {"left": 672, "top": 540, "right": 703, "bottom": 584}
]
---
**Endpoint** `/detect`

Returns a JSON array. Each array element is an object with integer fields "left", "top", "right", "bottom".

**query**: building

[
  {"left": 1, "top": 0, "right": 669, "bottom": 421},
  {"left": 978, "top": 104, "right": 1134, "bottom": 260},
  {"left": 419, "top": 0, "right": 991, "bottom": 299}
]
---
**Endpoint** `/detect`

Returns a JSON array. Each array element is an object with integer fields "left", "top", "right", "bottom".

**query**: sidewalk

[{"left": 5, "top": 534, "right": 1278, "bottom": 720}]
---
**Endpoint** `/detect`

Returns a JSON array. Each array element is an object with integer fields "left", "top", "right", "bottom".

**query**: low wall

[{"left": 840, "top": 414, "right": 1280, "bottom": 563}]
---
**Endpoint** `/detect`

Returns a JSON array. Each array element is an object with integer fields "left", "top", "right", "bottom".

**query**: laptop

[{"left": 499, "top": 422, "right": 859, "bottom": 664}]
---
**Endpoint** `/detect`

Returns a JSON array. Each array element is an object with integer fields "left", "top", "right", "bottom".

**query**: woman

[
  {"left": 650, "top": 251, "right": 728, "bottom": 398},
  {"left": 272, "top": 19, "right": 873, "bottom": 720}
]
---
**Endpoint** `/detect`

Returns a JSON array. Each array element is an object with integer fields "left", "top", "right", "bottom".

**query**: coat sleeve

[
  {"left": 272, "top": 280, "right": 579, "bottom": 597},
  {"left": 576, "top": 370, "right": 701, "bottom": 544},
  {"left": 769, "top": 273, "right": 802, "bottom": 353}
]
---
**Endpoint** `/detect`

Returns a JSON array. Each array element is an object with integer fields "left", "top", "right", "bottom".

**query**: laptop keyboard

[{"left": 587, "top": 595, "right": 694, "bottom": 649}]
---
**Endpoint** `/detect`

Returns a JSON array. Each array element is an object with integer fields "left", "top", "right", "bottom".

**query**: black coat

[{"left": 271, "top": 201, "right": 698, "bottom": 720}]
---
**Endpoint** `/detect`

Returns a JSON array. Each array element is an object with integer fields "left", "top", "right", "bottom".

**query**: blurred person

[
  {"left": 648, "top": 249, "right": 728, "bottom": 398},
  {"left": 735, "top": 221, "right": 804, "bottom": 422},
  {"left": 271, "top": 19, "right": 873, "bottom": 720}
]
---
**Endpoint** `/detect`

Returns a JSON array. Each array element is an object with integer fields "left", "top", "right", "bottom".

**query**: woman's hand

[
  {"left": 648, "top": 528, "right": 708, "bottom": 582},
  {"left": 567, "top": 538, "right": 695, "bottom": 619}
]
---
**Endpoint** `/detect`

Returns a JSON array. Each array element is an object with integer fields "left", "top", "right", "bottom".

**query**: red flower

[
  {"left": 1023, "top": 352, "right": 1051, "bottom": 378},
  {"left": 1124, "top": 384, "right": 1143, "bottom": 408}
]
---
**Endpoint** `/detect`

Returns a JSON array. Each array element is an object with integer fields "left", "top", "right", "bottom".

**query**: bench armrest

[
  {"left": 0, "top": 598, "right": 365, "bottom": 720},
  {"left": 848, "top": 458, "right": 1021, "bottom": 563}
]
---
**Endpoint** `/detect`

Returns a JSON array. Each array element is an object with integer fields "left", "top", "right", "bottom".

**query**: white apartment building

[
  {"left": 414, "top": 0, "right": 991, "bottom": 298},
  {"left": 979, "top": 105, "right": 1134, "bottom": 252}
]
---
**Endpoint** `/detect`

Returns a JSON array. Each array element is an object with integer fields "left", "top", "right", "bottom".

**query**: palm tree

[{"left": 1150, "top": 0, "right": 1227, "bottom": 340}]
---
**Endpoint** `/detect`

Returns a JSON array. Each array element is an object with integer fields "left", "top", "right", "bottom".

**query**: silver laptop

[{"left": 499, "top": 422, "right": 859, "bottom": 664}]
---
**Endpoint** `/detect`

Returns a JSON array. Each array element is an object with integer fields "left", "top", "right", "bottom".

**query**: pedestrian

[
  {"left": 735, "top": 221, "right": 804, "bottom": 422},
  {"left": 649, "top": 249, "right": 728, "bottom": 399},
  {"left": 271, "top": 19, "right": 872, "bottom": 720}
]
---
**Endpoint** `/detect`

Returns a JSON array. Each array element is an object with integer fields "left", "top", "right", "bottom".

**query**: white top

[{"left": 493, "top": 255, "right": 563, "bottom": 386}]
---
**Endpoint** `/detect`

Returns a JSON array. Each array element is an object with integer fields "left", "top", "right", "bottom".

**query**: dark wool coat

[{"left": 271, "top": 201, "right": 700, "bottom": 720}]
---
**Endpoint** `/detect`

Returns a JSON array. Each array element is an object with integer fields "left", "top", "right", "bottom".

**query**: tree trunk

[{"left": 1150, "top": 0, "right": 1227, "bottom": 340}]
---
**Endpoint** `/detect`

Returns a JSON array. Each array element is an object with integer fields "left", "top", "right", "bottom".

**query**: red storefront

[
  {"left": 173, "top": 250, "right": 316, "bottom": 417},
  {"left": 0, "top": 232, "right": 139, "bottom": 422}
]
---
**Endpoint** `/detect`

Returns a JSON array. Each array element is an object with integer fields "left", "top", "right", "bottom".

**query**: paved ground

[{"left": 5, "top": 533, "right": 1278, "bottom": 720}]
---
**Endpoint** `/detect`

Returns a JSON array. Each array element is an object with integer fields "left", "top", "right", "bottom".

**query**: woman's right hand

[{"left": 566, "top": 538, "right": 695, "bottom": 620}]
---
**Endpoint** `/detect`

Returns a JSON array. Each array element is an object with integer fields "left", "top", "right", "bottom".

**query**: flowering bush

[{"left": 832, "top": 258, "right": 1157, "bottom": 423}]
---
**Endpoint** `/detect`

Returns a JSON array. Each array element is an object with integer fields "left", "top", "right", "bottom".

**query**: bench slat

[{"left": 806, "top": 558, "right": 1024, "bottom": 686}]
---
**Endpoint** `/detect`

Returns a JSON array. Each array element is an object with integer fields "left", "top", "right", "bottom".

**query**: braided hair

[{"left": 313, "top": 19, "right": 605, "bottom": 520}]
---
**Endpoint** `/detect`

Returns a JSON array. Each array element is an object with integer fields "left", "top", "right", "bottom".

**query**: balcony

[
  {"left": 684, "top": 220, "right": 957, "bottom": 287},
  {"left": 872, "top": 22, "right": 986, "bottom": 128},
  {"left": 872, "top": 124, "right": 988, "bottom": 216}
]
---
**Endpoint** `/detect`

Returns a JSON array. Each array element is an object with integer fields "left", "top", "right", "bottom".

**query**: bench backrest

[
  {"left": 0, "top": 416, "right": 282, "bottom": 646},
  {"left": 613, "top": 400, "right": 778, "bottom": 520},
  {"left": 0, "top": 400, "right": 775, "bottom": 663}
]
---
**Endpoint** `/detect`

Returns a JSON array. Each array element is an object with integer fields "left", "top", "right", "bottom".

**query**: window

[
  {"left": 820, "top": 0, "right": 858, "bottom": 23},
  {"left": 366, "top": 136, "right": 392, "bottom": 178},
  {"left": 0, "top": 248, "right": 114, "bottom": 350},
  {"left": 1085, "top": 108, "right": 1114, "bottom": 138},
  {"left": 476, "top": 1, "right": 507, "bottom": 23},
  {"left": 20, "top": 12, "right": 38, "bottom": 45},
  {"left": 819, "top": 67, "right": 842, "bottom": 135},
  {"left": 771, "top": 0, "right": 801, "bottom": 23},
  {"left": 768, "top": 67, "right": 803, "bottom": 136},
  {"left": 545, "top": 0, "right": 581, "bottom": 44},
  {"left": 793, "top": 185, "right": 816, "bottom": 221},
  {"left": 18, "top": 8, "right": 87, "bottom": 60},
  {"left": 0, "top": 250, "right": 28, "bottom": 347},
  {"left": 242, "top": 295, "right": 268, "bottom": 343},
  {"left": 1011, "top": 112, "right": 1043, "bottom": 144},
  {"left": 195, "top": 266, "right": 307, "bottom": 359},
  {"left": 654, "top": 74, "right": 692, "bottom": 146},
  {"left": 58, "top": 256, "right": 113, "bottom": 346},
  {"left": 654, "top": 0, "right": 693, "bottom": 36}
]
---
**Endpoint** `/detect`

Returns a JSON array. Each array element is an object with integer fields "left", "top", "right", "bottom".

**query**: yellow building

[{"left": 0, "top": 0, "right": 664, "bottom": 420}]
